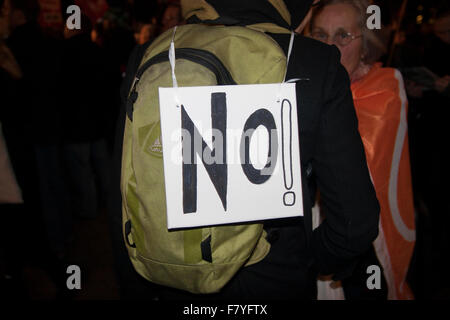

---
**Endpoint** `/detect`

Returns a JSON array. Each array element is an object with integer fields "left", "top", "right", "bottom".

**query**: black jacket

[{"left": 115, "top": 0, "right": 380, "bottom": 299}]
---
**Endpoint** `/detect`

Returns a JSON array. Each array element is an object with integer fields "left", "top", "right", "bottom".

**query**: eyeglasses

[{"left": 310, "top": 30, "right": 362, "bottom": 47}]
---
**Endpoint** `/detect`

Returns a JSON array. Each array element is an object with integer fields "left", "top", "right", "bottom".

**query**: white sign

[{"left": 159, "top": 83, "right": 303, "bottom": 229}]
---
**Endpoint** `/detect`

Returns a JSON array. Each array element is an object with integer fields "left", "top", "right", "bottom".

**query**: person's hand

[
  {"left": 405, "top": 79, "right": 424, "bottom": 98},
  {"left": 0, "top": 43, "right": 22, "bottom": 80},
  {"left": 435, "top": 75, "right": 450, "bottom": 93}
]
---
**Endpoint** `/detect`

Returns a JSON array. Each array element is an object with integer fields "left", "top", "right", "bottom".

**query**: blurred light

[
  {"left": 417, "top": 5, "right": 424, "bottom": 11},
  {"left": 416, "top": 15, "right": 423, "bottom": 24}
]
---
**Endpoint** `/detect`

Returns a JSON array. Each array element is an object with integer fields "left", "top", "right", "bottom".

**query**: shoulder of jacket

[{"left": 291, "top": 36, "right": 341, "bottom": 67}]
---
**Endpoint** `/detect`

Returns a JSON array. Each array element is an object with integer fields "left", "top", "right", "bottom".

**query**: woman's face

[{"left": 311, "top": 3, "right": 364, "bottom": 78}]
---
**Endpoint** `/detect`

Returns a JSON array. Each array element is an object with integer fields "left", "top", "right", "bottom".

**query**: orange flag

[{"left": 351, "top": 63, "right": 416, "bottom": 300}]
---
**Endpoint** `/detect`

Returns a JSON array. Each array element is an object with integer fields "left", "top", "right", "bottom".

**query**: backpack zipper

[{"left": 127, "top": 48, "right": 236, "bottom": 121}]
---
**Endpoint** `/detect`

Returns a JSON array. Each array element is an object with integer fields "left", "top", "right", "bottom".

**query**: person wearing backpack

[{"left": 113, "top": 0, "right": 380, "bottom": 300}]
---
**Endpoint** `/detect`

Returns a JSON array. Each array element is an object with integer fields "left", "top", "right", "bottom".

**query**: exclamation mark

[{"left": 281, "top": 99, "right": 295, "bottom": 206}]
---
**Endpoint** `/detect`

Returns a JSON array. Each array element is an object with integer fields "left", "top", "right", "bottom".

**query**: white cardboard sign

[{"left": 159, "top": 83, "right": 303, "bottom": 229}]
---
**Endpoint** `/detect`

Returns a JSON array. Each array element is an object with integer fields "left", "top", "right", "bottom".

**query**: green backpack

[{"left": 121, "top": 23, "right": 290, "bottom": 294}]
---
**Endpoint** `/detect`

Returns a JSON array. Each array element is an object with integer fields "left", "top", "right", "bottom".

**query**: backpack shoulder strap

[
  {"left": 120, "top": 40, "right": 153, "bottom": 105},
  {"left": 116, "top": 40, "right": 154, "bottom": 168}
]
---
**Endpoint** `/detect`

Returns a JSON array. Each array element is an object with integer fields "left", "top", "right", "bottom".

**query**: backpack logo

[
  {"left": 151, "top": 136, "right": 163, "bottom": 154},
  {"left": 140, "top": 122, "right": 163, "bottom": 157}
]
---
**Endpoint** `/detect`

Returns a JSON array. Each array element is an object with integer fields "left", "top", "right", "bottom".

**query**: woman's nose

[{"left": 325, "top": 38, "right": 334, "bottom": 45}]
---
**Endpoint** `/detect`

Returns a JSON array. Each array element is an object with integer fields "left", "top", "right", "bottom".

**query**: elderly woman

[{"left": 309, "top": 0, "right": 416, "bottom": 300}]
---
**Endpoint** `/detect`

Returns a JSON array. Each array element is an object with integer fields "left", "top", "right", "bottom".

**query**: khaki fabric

[{"left": 181, "top": 0, "right": 292, "bottom": 34}]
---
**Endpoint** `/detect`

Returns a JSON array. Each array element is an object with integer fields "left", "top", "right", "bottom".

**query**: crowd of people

[
  {"left": 0, "top": 0, "right": 183, "bottom": 299},
  {"left": 0, "top": 0, "right": 449, "bottom": 300}
]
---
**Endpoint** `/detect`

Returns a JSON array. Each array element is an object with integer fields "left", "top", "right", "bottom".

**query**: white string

[
  {"left": 283, "top": 30, "right": 295, "bottom": 83},
  {"left": 168, "top": 27, "right": 297, "bottom": 105},
  {"left": 169, "top": 26, "right": 181, "bottom": 107},
  {"left": 277, "top": 31, "right": 296, "bottom": 103}
]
